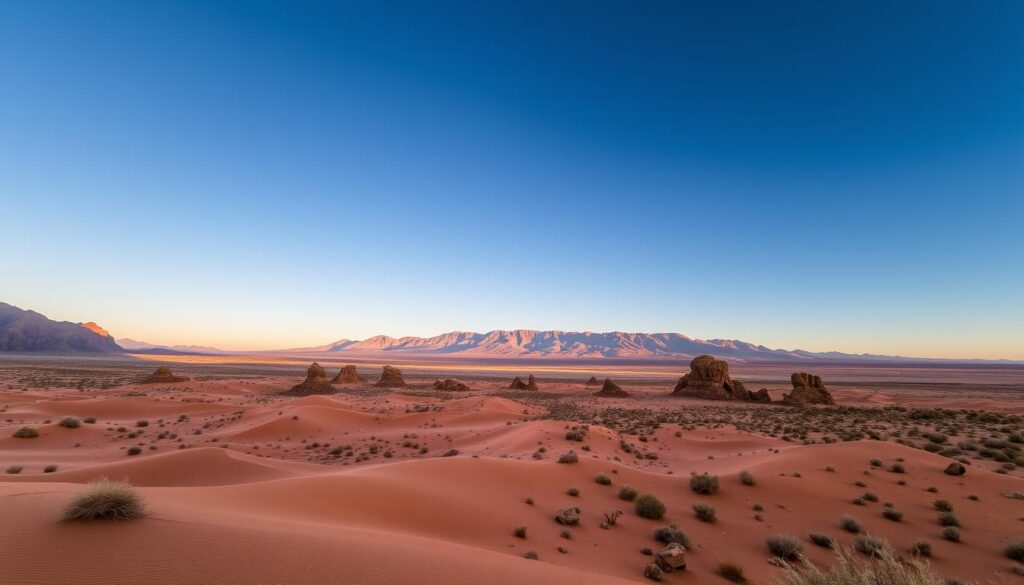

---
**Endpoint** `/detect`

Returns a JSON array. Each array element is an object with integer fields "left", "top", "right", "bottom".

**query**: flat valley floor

[{"left": 2, "top": 354, "right": 1024, "bottom": 584}]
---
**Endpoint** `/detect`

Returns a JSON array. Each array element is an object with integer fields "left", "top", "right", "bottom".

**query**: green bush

[{"left": 634, "top": 494, "right": 666, "bottom": 519}]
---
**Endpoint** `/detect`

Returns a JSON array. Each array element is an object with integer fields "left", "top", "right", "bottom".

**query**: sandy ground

[{"left": 2, "top": 356, "right": 1024, "bottom": 584}]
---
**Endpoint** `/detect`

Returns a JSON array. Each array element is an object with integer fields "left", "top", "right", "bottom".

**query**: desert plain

[{"left": 2, "top": 353, "right": 1024, "bottom": 585}]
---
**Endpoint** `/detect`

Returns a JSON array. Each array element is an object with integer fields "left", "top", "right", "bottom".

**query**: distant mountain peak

[
  {"left": 0, "top": 302, "right": 123, "bottom": 353},
  {"left": 79, "top": 322, "right": 110, "bottom": 337}
]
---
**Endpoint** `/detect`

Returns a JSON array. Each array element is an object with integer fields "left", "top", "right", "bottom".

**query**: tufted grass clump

[
  {"left": 690, "top": 472, "right": 719, "bottom": 495},
  {"left": 910, "top": 540, "right": 932, "bottom": 557},
  {"left": 781, "top": 546, "right": 944, "bottom": 585},
  {"left": 841, "top": 515, "right": 862, "bottom": 533},
  {"left": 692, "top": 502, "right": 716, "bottom": 522},
  {"left": 854, "top": 535, "right": 889, "bottom": 558},
  {"left": 942, "top": 526, "right": 961, "bottom": 542},
  {"left": 619, "top": 485, "right": 638, "bottom": 501},
  {"left": 883, "top": 507, "right": 903, "bottom": 522},
  {"left": 59, "top": 417, "right": 81, "bottom": 429},
  {"left": 61, "top": 479, "right": 145, "bottom": 521},
  {"left": 1005, "top": 540, "right": 1024, "bottom": 562},
  {"left": 635, "top": 494, "right": 666, "bottom": 519},
  {"left": 654, "top": 524, "right": 692, "bottom": 548},
  {"left": 767, "top": 535, "right": 804, "bottom": 560},
  {"left": 595, "top": 474, "right": 612, "bottom": 485},
  {"left": 12, "top": 427, "right": 39, "bottom": 439},
  {"left": 718, "top": 562, "right": 746, "bottom": 582},
  {"left": 937, "top": 512, "right": 960, "bottom": 527},
  {"left": 739, "top": 470, "right": 755, "bottom": 486},
  {"left": 558, "top": 451, "right": 578, "bottom": 464},
  {"left": 809, "top": 532, "right": 833, "bottom": 548}
]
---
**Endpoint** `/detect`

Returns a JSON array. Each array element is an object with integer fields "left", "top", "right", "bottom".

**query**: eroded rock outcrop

[
  {"left": 585, "top": 376, "right": 600, "bottom": 386},
  {"left": 287, "top": 363, "right": 335, "bottom": 395},
  {"left": 331, "top": 365, "right": 362, "bottom": 384},
  {"left": 509, "top": 375, "right": 539, "bottom": 390},
  {"left": 654, "top": 543, "right": 687, "bottom": 572},
  {"left": 671, "top": 355, "right": 751, "bottom": 401},
  {"left": 750, "top": 388, "right": 772, "bottom": 403},
  {"left": 782, "top": 372, "right": 835, "bottom": 406},
  {"left": 594, "top": 378, "right": 630, "bottom": 397},
  {"left": 433, "top": 378, "right": 470, "bottom": 391},
  {"left": 140, "top": 366, "right": 188, "bottom": 384},
  {"left": 944, "top": 462, "right": 966, "bottom": 476},
  {"left": 374, "top": 365, "right": 406, "bottom": 388}
]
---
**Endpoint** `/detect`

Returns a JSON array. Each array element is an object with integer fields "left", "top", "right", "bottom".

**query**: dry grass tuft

[
  {"left": 780, "top": 546, "right": 944, "bottom": 585},
  {"left": 61, "top": 479, "right": 146, "bottom": 521}
]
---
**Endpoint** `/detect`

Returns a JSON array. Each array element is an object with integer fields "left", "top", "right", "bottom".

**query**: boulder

[
  {"left": 750, "top": 388, "right": 772, "bottom": 403},
  {"left": 433, "top": 378, "right": 470, "bottom": 391},
  {"left": 140, "top": 366, "right": 188, "bottom": 384},
  {"left": 594, "top": 378, "right": 630, "bottom": 397},
  {"left": 782, "top": 372, "right": 835, "bottom": 406},
  {"left": 374, "top": 365, "right": 406, "bottom": 388},
  {"left": 331, "top": 365, "right": 362, "bottom": 384},
  {"left": 654, "top": 543, "right": 687, "bottom": 572},
  {"left": 509, "top": 376, "right": 528, "bottom": 390},
  {"left": 287, "top": 363, "right": 335, "bottom": 396},
  {"left": 585, "top": 376, "right": 600, "bottom": 386},
  {"left": 944, "top": 462, "right": 966, "bottom": 476},
  {"left": 526, "top": 374, "right": 538, "bottom": 391},
  {"left": 671, "top": 355, "right": 750, "bottom": 400},
  {"left": 554, "top": 507, "right": 581, "bottom": 526}
]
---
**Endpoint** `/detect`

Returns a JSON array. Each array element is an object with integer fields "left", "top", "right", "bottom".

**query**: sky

[{"left": 1, "top": 1, "right": 1022, "bottom": 358}]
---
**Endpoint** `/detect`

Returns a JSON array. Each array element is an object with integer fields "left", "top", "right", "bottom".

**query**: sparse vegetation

[
  {"left": 739, "top": 470, "right": 755, "bottom": 486},
  {"left": 942, "top": 526, "right": 961, "bottom": 542},
  {"left": 514, "top": 526, "right": 527, "bottom": 538},
  {"left": 12, "top": 427, "right": 38, "bottom": 438},
  {"left": 59, "top": 416, "right": 81, "bottom": 428},
  {"left": 692, "top": 502, "right": 716, "bottom": 522},
  {"left": 854, "top": 535, "right": 889, "bottom": 558},
  {"left": 558, "top": 451, "right": 578, "bottom": 464},
  {"left": 1005, "top": 540, "right": 1024, "bottom": 562},
  {"left": 61, "top": 479, "right": 145, "bottom": 521},
  {"left": 654, "top": 524, "right": 691, "bottom": 547},
  {"left": 718, "top": 562, "right": 746, "bottom": 582},
  {"left": 809, "top": 532, "right": 833, "bottom": 548},
  {"left": 595, "top": 474, "right": 612, "bottom": 485},
  {"left": 767, "top": 534, "right": 804, "bottom": 560},
  {"left": 619, "top": 485, "right": 638, "bottom": 501},
  {"left": 635, "top": 494, "right": 666, "bottom": 519},
  {"left": 690, "top": 472, "right": 719, "bottom": 495},
  {"left": 910, "top": 540, "right": 932, "bottom": 557},
  {"left": 841, "top": 515, "right": 862, "bottom": 533},
  {"left": 780, "top": 547, "right": 944, "bottom": 585}
]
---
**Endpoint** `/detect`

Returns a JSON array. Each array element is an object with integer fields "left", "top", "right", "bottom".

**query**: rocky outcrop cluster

[
  {"left": 140, "top": 366, "right": 188, "bottom": 384},
  {"left": 671, "top": 355, "right": 758, "bottom": 401},
  {"left": 287, "top": 363, "right": 335, "bottom": 396},
  {"left": 374, "top": 365, "right": 406, "bottom": 388},
  {"left": 433, "top": 378, "right": 470, "bottom": 391},
  {"left": 331, "top": 365, "right": 362, "bottom": 384},
  {"left": 509, "top": 375, "right": 538, "bottom": 390},
  {"left": 782, "top": 372, "right": 835, "bottom": 406},
  {"left": 585, "top": 376, "right": 600, "bottom": 386},
  {"left": 594, "top": 378, "right": 630, "bottom": 397}
]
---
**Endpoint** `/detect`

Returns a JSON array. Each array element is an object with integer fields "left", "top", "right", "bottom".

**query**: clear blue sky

[{"left": 1, "top": 1, "right": 1022, "bottom": 357}]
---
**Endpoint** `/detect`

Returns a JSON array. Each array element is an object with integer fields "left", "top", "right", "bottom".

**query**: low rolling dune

[{"left": 2, "top": 358, "right": 1024, "bottom": 584}]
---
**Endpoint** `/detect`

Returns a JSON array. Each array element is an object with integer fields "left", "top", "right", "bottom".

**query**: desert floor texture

[{"left": 2, "top": 354, "right": 1023, "bottom": 584}]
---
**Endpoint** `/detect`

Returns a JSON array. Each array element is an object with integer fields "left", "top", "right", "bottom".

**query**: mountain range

[{"left": 0, "top": 301, "right": 1015, "bottom": 363}]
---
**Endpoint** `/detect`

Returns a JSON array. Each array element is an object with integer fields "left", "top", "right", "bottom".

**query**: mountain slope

[
  {"left": 0, "top": 302, "right": 123, "bottom": 353},
  {"left": 297, "top": 330, "right": 811, "bottom": 360}
]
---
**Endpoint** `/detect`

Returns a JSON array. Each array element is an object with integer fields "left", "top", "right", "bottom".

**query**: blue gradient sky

[{"left": 1, "top": 1, "right": 1022, "bottom": 357}]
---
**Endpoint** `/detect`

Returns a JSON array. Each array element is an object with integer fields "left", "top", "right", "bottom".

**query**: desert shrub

[
  {"left": 595, "top": 474, "right": 612, "bottom": 485},
  {"left": 44, "top": 464, "right": 58, "bottom": 473},
  {"left": 644, "top": 562, "right": 664, "bottom": 581},
  {"left": 558, "top": 451, "right": 578, "bottom": 464},
  {"left": 566, "top": 487, "right": 580, "bottom": 497},
  {"left": 514, "top": 526, "right": 526, "bottom": 538},
  {"left": 718, "top": 562, "right": 746, "bottom": 582},
  {"left": 619, "top": 485, "right": 638, "bottom": 501},
  {"left": 910, "top": 540, "right": 932, "bottom": 557},
  {"left": 523, "top": 550, "right": 539, "bottom": 560},
  {"left": 635, "top": 494, "right": 666, "bottom": 519},
  {"left": 863, "top": 492, "right": 878, "bottom": 502},
  {"left": 767, "top": 535, "right": 804, "bottom": 560},
  {"left": 1005, "top": 540, "right": 1024, "bottom": 562},
  {"left": 6, "top": 465, "right": 23, "bottom": 474},
  {"left": 937, "top": 512, "right": 960, "bottom": 527},
  {"left": 12, "top": 427, "right": 38, "bottom": 438},
  {"left": 869, "top": 458, "right": 883, "bottom": 467},
  {"left": 61, "top": 479, "right": 145, "bottom": 521},
  {"left": 136, "top": 420, "right": 149, "bottom": 428},
  {"left": 653, "top": 524, "right": 691, "bottom": 548},
  {"left": 127, "top": 446, "right": 142, "bottom": 456},
  {"left": 780, "top": 546, "right": 944, "bottom": 585},
  {"left": 809, "top": 532, "right": 833, "bottom": 548},
  {"left": 690, "top": 472, "right": 719, "bottom": 495},
  {"left": 739, "top": 470, "right": 755, "bottom": 486},
  {"left": 692, "top": 502, "right": 716, "bottom": 522},
  {"left": 883, "top": 508, "right": 903, "bottom": 522},
  {"left": 59, "top": 417, "right": 81, "bottom": 428},
  {"left": 942, "top": 526, "right": 961, "bottom": 542},
  {"left": 841, "top": 515, "right": 861, "bottom": 533},
  {"left": 83, "top": 416, "right": 97, "bottom": 424},
  {"left": 933, "top": 499, "right": 953, "bottom": 512},
  {"left": 889, "top": 463, "right": 906, "bottom": 473},
  {"left": 854, "top": 535, "right": 889, "bottom": 558}
]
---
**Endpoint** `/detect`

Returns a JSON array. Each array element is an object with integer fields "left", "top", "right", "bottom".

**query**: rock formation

[
  {"left": 287, "top": 363, "right": 335, "bottom": 395},
  {"left": 555, "top": 507, "right": 581, "bottom": 525},
  {"left": 594, "top": 378, "right": 630, "bottom": 397},
  {"left": 944, "top": 462, "right": 966, "bottom": 476},
  {"left": 330, "top": 365, "right": 362, "bottom": 384},
  {"left": 140, "top": 366, "right": 188, "bottom": 384},
  {"left": 585, "top": 376, "right": 600, "bottom": 386},
  {"left": 509, "top": 375, "right": 539, "bottom": 391},
  {"left": 654, "top": 543, "right": 687, "bottom": 572},
  {"left": 750, "top": 388, "right": 772, "bottom": 403},
  {"left": 782, "top": 372, "right": 835, "bottom": 406},
  {"left": 374, "top": 365, "right": 406, "bottom": 388},
  {"left": 433, "top": 378, "right": 470, "bottom": 391},
  {"left": 671, "top": 355, "right": 754, "bottom": 401}
]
